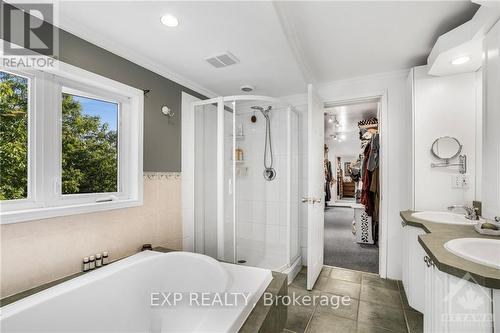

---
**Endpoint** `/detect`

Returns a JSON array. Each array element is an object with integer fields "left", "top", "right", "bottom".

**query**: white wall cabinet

[
  {"left": 423, "top": 257, "right": 496, "bottom": 333},
  {"left": 402, "top": 224, "right": 426, "bottom": 313}
]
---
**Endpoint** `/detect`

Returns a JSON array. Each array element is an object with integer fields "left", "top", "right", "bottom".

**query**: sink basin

[
  {"left": 411, "top": 211, "right": 477, "bottom": 225},
  {"left": 444, "top": 238, "right": 500, "bottom": 269}
]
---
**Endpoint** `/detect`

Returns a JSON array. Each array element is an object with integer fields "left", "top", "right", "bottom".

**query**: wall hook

[{"left": 161, "top": 105, "right": 174, "bottom": 118}]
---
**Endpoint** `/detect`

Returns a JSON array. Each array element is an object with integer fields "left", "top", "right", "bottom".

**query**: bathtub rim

[
  {"left": 0, "top": 251, "right": 231, "bottom": 319},
  {"left": 0, "top": 248, "right": 287, "bottom": 333}
]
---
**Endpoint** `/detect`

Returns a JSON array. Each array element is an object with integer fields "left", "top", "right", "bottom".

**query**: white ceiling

[
  {"left": 58, "top": 1, "right": 305, "bottom": 97},
  {"left": 324, "top": 101, "right": 378, "bottom": 157},
  {"left": 275, "top": 1, "right": 479, "bottom": 82},
  {"left": 57, "top": 1, "right": 478, "bottom": 97}
]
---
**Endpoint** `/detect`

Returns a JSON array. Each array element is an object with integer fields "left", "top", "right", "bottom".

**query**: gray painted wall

[
  {"left": 58, "top": 30, "right": 207, "bottom": 171},
  {"left": 2, "top": 4, "right": 207, "bottom": 171}
]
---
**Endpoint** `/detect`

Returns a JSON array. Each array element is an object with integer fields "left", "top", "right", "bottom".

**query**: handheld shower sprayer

[{"left": 251, "top": 105, "right": 275, "bottom": 181}]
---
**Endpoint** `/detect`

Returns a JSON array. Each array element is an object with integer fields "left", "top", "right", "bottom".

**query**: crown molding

[
  {"left": 318, "top": 68, "right": 410, "bottom": 89},
  {"left": 273, "top": 2, "right": 315, "bottom": 84},
  {"left": 58, "top": 16, "right": 218, "bottom": 99}
]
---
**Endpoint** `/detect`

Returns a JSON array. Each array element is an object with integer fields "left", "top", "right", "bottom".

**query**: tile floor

[{"left": 283, "top": 266, "right": 423, "bottom": 333}]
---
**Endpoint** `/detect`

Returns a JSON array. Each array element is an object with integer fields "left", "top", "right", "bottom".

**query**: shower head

[{"left": 251, "top": 105, "right": 272, "bottom": 118}]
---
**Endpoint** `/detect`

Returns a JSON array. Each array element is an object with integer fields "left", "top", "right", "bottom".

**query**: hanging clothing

[
  {"left": 367, "top": 133, "right": 380, "bottom": 172},
  {"left": 370, "top": 167, "right": 380, "bottom": 242},
  {"left": 324, "top": 159, "right": 333, "bottom": 202},
  {"left": 360, "top": 143, "right": 375, "bottom": 217},
  {"left": 358, "top": 116, "right": 380, "bottom": 243},
  {"left": 350, "top": 159, "right": 361, "bottom": 182}
]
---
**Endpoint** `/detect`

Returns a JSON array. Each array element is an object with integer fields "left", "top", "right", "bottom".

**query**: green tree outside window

[{"left": 0, "top": 71, "right": 118, "bottom": 200}]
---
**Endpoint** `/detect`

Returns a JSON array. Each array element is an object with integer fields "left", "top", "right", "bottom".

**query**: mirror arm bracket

[{"left": 430, "top": 155, "right": 467, "bottom": 174}]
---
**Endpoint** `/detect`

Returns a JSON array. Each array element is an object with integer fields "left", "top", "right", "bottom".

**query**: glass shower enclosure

[{"left": 191, "top": 96, "right": 300, "bottom": 272}]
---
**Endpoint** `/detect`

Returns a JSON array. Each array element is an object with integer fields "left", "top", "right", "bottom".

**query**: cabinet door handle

[{"left": 424, "top": 255, "right": 434, "bottom": 267}]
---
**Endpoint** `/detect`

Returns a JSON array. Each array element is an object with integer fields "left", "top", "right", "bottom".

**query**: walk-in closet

[{"left": 323, "top": 100, "right": 381, "bottom": 273}]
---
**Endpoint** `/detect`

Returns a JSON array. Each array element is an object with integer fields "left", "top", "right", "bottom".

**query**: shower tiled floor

[{"left": 283, "top": 266, "right": 423, "bottom": 333}]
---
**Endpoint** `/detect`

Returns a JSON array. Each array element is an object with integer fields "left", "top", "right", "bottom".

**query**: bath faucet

[{"left": 447, "top": 204, "right": 479, "bottom": 220}]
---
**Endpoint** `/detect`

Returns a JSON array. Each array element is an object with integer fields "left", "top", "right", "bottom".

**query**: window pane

[
  {"left": 62, "top": 93, "right": 118, "bottom": 194},
  {"left": 0, "top": 71, "right": 29, "bottom": 200}
]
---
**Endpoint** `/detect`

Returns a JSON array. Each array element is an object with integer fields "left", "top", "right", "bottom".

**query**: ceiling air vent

[{"left": 205, "top": 52, "right": 240, "bottom": 68}]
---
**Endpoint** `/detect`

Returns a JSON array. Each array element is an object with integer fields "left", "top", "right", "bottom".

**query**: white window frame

[{"left": 0, "top": 61, "right": 143, "bottom": 224}]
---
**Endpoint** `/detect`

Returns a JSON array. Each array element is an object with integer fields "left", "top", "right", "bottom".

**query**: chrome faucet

[{"left": 447, "top": 204, "right": 479, "bottom": 220}]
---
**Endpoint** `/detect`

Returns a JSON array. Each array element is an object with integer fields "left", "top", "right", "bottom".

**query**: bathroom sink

[
  {"left": 444, "top": 238, "right": 500, "bottom": 269},
  {"left": 411, "top": 211, "right": 476, "bottom": 225}
]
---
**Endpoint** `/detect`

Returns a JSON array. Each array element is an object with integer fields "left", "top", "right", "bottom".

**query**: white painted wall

[
  {"left": 339, "top": 155, "right": 357, "bottom": 175},
  {"left": 412, "top": 66, "right": 482, "bottom": 211},
  {"left": 328, "top": 135, "right": 363, "bottom": 157},
  {"left": 481, "top": 19, "right": 500, "bottom": 220}
]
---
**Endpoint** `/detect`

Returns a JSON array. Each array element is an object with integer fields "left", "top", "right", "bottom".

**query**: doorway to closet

[{"left": 323, "top": 99, "right": 380, "bottom": 274}]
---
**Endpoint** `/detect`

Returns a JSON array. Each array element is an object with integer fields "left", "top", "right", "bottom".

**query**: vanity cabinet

[
  {"left": 423, "top": 258, "right": 494, "bottom": 333},
  {"left": 402, "top": 223, "right": 426, "bottom": 313},
  {"left": 402, "top": 220, "right": 498, "bottom": 332}
]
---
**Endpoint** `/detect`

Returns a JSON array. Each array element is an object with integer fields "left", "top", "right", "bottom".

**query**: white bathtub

[{"left": 0, "top": 251, "right": 273, "bottom": 332}]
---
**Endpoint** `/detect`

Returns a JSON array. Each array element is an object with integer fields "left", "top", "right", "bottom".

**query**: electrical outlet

[
  {"left": 461, "top": 175, "right": 469, "bottom": 188},
  {"left": 452, "top": 175, "right": 469, "bottom": 189}
]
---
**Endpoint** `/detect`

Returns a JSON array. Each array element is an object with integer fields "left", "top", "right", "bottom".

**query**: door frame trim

[{"left": 322, "top": 90, "right": 388, "bottom": 278}]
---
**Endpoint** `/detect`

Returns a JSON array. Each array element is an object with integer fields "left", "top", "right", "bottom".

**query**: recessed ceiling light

[
  {"left": 161, "top": 14, "right": 179, "bottom": 27},
  {"left": 451, "top": 56, "right": 470, "bottom": 66}
]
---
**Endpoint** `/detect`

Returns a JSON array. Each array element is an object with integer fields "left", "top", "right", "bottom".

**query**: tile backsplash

[{"left": 0, "top": 172, "right": 182, "bottom": 298}]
